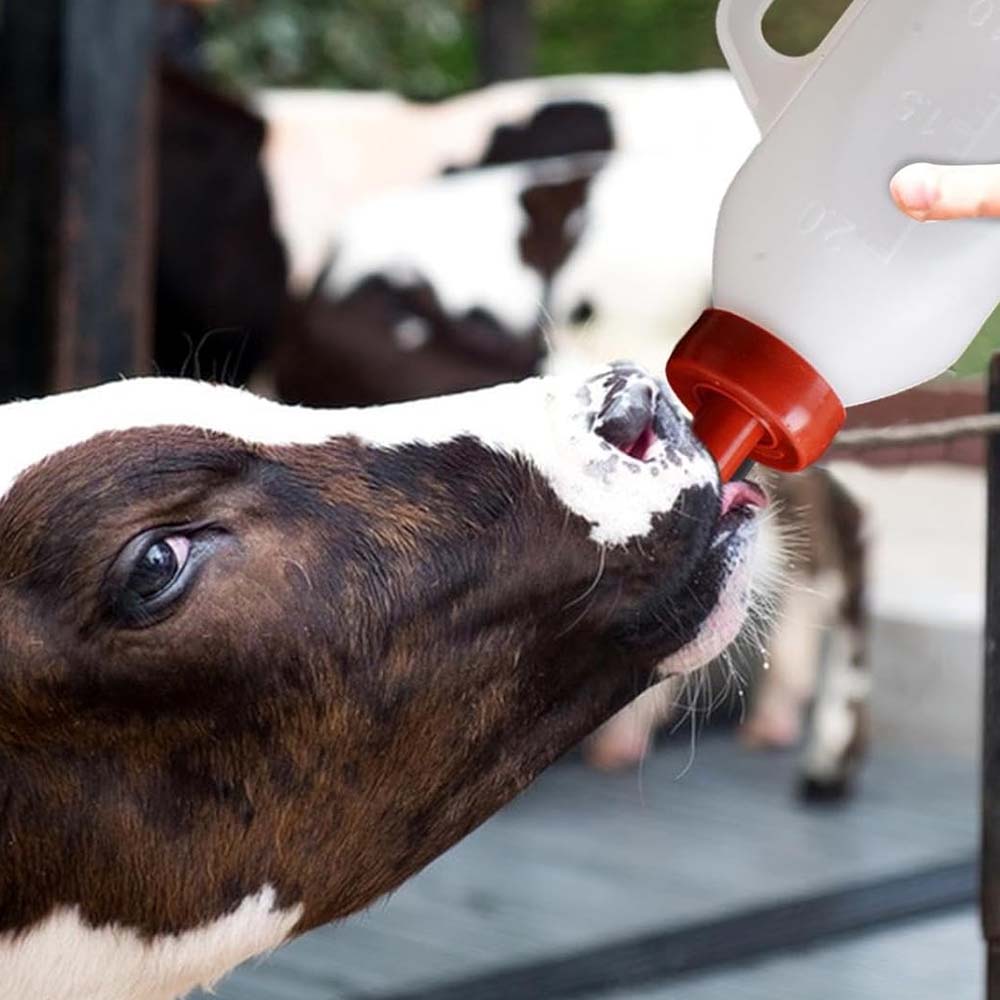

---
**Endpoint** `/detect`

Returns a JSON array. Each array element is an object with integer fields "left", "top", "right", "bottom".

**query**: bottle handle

[{"left": 716, "top": 0, "right": 861, "bottom": 133}]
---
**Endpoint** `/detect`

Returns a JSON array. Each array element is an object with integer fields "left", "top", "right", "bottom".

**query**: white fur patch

[
  {"left": 323, "top": 162, "right": 547, "bottom": 334},
  {"left": 0, "top": 373, "right": 715, "bottom": 548},
  {"left": 0, "top": 888, "right": 301, "bottom": 1000},
  {"left": 544, "top": 110, "right": 758, "bottom": 377}
]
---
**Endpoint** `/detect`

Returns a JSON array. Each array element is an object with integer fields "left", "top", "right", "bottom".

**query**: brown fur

[{"left": 0, "top": 422, "right": 724, "bottom": 938}]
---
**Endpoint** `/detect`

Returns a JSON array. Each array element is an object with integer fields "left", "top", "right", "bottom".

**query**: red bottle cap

[{"left": 666, "top": 309, "right": 845, "bottom": 482}]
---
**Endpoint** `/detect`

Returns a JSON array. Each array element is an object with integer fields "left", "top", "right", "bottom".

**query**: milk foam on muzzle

[{"left": 668, "top": 0, "right": 1000, "bottom": 481}]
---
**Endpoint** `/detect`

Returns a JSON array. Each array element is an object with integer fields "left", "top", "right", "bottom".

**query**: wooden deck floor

[
  {"left": 199, "top": 731, "right": 978, "bottom": 1000},
  {"left": 607, "top": 909, "right": 982, "bottom": 1000}
]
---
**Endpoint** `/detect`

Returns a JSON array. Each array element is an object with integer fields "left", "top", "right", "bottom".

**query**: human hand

[{"left": 891, "top": 163, "right": 1000, "bottom": 221}]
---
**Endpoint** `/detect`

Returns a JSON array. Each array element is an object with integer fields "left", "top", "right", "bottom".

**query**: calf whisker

[
  {"left": 562, "top": 545, "right": 607, "bottom": 611},
  {"left": 555, "top": 555, "right": 608, "bottom": 639}
]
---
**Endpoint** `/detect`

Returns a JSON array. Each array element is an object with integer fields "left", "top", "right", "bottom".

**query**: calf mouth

[
  {"left": 588, "top": 364, "right": 767, "bottom": 664},
  {"left": 656, "top": 481, "right": 765, "bottom": 674}
]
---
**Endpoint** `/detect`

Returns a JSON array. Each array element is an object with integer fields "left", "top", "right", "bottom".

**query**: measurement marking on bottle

[
  {"left": 896, "top": 89, "right": 1000, "bottom": 156},
  {"left": 794, "top": 4, "right": 1000, "bottom": 265},
  {"left": 968, "top": 0, "right": 1000, "bottom": 39},
  {"left": 798, "top": 200, "right": 910, "bottom": 264},
  {"left": 798, "top": 202, "right": 857, "bottom": 250},
  {"left": 898, "top": 91, "right": 945, "bottom": 136}
]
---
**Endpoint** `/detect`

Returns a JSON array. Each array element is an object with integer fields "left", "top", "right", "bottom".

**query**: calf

[
  {"left": 0, "top": 368, "right": 764, "bottom": 1000},
  {"left": 278, "top": 140, "right": 870, "bottom": 798},
  {"left": 163, "top": 64, "right": 867, "bottom": 796}
]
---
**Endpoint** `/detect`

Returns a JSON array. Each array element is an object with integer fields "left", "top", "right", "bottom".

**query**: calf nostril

[{"left": 595, "top": 381, "right": 657, "bottom": 458}]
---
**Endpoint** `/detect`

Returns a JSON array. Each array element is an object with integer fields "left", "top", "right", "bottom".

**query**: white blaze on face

[
  {"left": 0, "top": 888, "right": 301, "bottom": 1000},
  {"left": 544, "top": 73, "right": 758, "bottom": 377},
  {"left": 0, "top": 374, "right": 715, "bottom": 548}
]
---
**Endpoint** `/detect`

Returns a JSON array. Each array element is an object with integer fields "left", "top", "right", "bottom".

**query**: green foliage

[
  {"left": 953, "top": 305, "right": 1000, "bottom": 376},
  {"left": 203, "top": 0, "right": 475, "bottom": 99},
  {"left": 760, "top": 0, "right": 851, "bottom": 56},
  {"left": 534, "top": 0, "right": 723, "bottom": 76},
  {"left": 202, "top": 0, "right": 857, "bottom": 97}
]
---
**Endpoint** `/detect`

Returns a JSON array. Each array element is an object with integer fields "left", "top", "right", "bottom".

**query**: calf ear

[
  {"left": 518, "top": 174, "right": 595, "bottom": 281},
  {"left": 466, "top": 101, "right": 615, "bottom": 171}
]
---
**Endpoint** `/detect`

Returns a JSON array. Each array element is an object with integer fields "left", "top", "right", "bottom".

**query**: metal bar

[
  {"left": 984, "top": 353, "right": 1000, "bottom": 999},
  {"left": 54, "top": 0, "right": 157, "bottom": 391},
  {"left": 358, "top": 858, "right": 977, "bottom": 1000},
  {"left": 473, "top": 0, "right": 535, "bottom": 85},
  {"left": 0, "top": 0, "right": 156, "bottom": 401},
  {"left": 0, "top": 3, "right": 63, "bottom": 400}
]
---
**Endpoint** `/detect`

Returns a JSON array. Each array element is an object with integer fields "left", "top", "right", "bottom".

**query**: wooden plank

[
  {"left": 364, "top": 860, "right": 976, "bottom": 1000},
  {"left": 0, "top": 4, "right": 62, "bottom": 399},
  {"left": 0, "top": 0, "right": 156, "bottom": 401},
  {"left": 55, "top": 0, "right": 157, "bottom": 391},
  {"left": 619, "top": 910, "right": 982, "bottom": 1000},
  {"left": 202, "top": 736, "right": 977, "bottom": 999},
  {"left": 983, "top": 352, "right": 1000, "bottom": 998}
]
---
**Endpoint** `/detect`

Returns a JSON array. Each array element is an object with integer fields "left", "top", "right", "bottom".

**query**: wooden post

[
  {"left": 473, "top": 0, "right": 535, "bottom": 85},
  {"left": 0, "top": 0, "right": 157, "bottom": 401},
  {"left": 984, "top": 353, "right": 1000, "bottom": 997}
]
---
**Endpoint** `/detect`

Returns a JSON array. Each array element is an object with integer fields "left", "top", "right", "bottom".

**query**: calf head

[
  {"left": 276, "top": 160, "right": 600, "bottom": 408},
  {"left": 0, "top": 366, "right": 763, "bottom": 998}
]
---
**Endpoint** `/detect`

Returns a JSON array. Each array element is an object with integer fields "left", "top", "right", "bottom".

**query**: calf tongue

[{"left": 720, "top": 480, "right": 768, "bottom": 516}]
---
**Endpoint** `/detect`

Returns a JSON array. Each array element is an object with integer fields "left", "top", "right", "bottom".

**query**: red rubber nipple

[{"left": 666, "top": 309, "right": 845, "bottom": 482}]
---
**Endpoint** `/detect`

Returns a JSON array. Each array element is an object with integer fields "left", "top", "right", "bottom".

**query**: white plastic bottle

[{"left": 667, "top": 0, "right": 1000, "bottom": 480}]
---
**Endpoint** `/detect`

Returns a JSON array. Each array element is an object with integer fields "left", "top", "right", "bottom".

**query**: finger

[{"left": 891, "top": 163, "right": 1000, "bottom": 221}]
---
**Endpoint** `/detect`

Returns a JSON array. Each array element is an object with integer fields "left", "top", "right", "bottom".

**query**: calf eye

[
  {"left": 569, "top": 300, "right": 595, "bottom": 326},
  {"left": 127, "top": 537, "right": 190, "bottom": 599},
  {"left": 106, "top": 527, "right": 219, "bottom": 627}
]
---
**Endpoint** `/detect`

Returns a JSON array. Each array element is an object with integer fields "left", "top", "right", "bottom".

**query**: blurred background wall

[{"left": 195, "top": 0, "right": 1000, "bottom": 375}]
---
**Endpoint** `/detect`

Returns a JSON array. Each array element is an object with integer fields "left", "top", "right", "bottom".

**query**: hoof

[
  {"left": 798, "top": 774, "right": 853, "bottom": 804},
  {"left": 740, "top": 711, "right": 801, "bottom": 751}
]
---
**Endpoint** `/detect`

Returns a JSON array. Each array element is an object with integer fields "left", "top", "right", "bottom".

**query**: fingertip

[{"left": 891, "top": 163, "right": 939, "bottom": 220}]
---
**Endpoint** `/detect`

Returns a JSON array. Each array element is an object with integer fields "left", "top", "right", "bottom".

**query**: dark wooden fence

[
  {"left": 473, "top": 0, "right": 536, "bottom": 84},
  {"left": 985, "top": 354, "right": 1000, "bottom": 998},
  {"left": 0, "top": 0, "right": 156, "bottom": 401}
]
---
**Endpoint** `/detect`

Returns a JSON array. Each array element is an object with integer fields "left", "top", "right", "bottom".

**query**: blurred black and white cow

[
  {"left": 258, "top": 71, "right": 746, "bottom": 290},
  {"left": 264, "top": 71, "right": 870, "bottom": 799}
]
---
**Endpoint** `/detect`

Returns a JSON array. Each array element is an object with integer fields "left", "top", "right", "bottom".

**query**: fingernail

[{"left": 891, "top": 165, "right": 939, "bottom": 220}]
